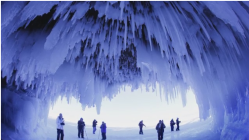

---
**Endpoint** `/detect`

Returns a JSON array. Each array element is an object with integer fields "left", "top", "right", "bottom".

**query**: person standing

[
  {"left": 161, "top": 120, "right": 166, "bottom": 138},
  {"left": 156, "top": 120, "right": 162, "bottom": 140},
  {"left": 156, "top": 120, "right": 165, "bottom": 140},
  {"left": 78, "top": 118, "right": 85, "bottom": 138},
  {"left": 56, "top": 113, "right": 65, "bottom": 140},
  {"left": 92, "top": 119, "right": 98, "bottom": 134},
  {"left": 138, "top": 120, "right": 146, "bottom": 135},
  {"left": 100, "top": 121, "right": 107, "bottom": 140},
  {"left": 170, "top": 119, "right": 175, "bottom": 131},
  {"left": 176, "top": 118, "right": 181, "bottom": 131}
]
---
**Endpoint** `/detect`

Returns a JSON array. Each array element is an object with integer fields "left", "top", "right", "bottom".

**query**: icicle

[
  {"left": 124, "top": 17, "right": 127, "bottom": 49},
  {"left": 119, "top": 1, "right": 124, "bottom": 20},
  {"left": 131, "top": 13, "right": 135, "bottom": 38},
  {"left": 105, "top": 2, "right": 109, "bottom": 21},
  {"left": 145, "top": 17, "right": 153, "bottom": 51}
]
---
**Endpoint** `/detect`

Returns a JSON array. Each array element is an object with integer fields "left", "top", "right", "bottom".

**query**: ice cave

[{"left": 1, "top": 1, "right": 249, "bottom": 140}]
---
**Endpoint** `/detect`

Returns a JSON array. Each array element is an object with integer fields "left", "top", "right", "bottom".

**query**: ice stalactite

[{"left": 1, "top": 1, "right": 249, "bottom": 139}]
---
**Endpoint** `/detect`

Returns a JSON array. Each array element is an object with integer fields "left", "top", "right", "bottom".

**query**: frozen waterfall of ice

[{"left": 1, "top": 1, "right": 249, "bottom": 139}]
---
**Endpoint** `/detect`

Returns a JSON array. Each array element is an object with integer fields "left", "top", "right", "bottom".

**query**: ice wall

[
  {"left": 1, "top": 87, "right": 50, "bottom": 139},
  {"left": 1, "top": 1, "right": 249, "bottom": 139}
]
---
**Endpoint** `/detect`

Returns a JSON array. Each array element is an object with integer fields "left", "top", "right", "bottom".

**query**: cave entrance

[{"left": 48, "top": 85, "right": 199, "bottom": 128}]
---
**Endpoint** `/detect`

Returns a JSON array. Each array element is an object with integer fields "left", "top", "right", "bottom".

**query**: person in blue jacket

[{"left": 100, "top": 121, "right": 107, "bottom": 140}]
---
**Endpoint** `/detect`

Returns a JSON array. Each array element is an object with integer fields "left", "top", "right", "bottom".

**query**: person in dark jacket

[
  {"left": 156, "top": 120, "right": 166, "bottom": 140},
  {"left": 170, "top": 119, "right": 175, "bottom": 131},
  {"left": 176, "top": 118, "right": 181, "bottom": 131},
  {"left": 138, "top": 120, "right": 146, "bottom": 135},
  {"left": 92, "top": 119, "right": 98, "bottom": 134},
  {"left": 100, "top": 121, "right": 107, "bottom": 140},
  {"left": 77, "top": 118, "right": 85, "bottom": 138},
  {"left": 161, "top": 120, "right": 166, "bottom": 134}
]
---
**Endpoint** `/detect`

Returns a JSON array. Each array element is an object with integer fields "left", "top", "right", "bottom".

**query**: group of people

[
  {"left": 170, "top": 118, "right": 181, "bottom": 131},
  {"left": 156, "top": 120, "right": 166, "bottom": 140},
  {"left": 138, "top": 118, "right": 181, "bottom": 140},
  {"left": 56, "top": 113, "right": 107, "bottom": 140},
  {"left": 56, "top": 113, "right": 181, "bottom": 140}
]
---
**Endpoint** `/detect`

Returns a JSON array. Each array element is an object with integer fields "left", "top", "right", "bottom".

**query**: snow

[{"left": 1, "top": 1, "right": 249, "bottom": 139}]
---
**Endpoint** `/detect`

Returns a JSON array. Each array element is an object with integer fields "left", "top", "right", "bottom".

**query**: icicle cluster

[{"left": 1, "top": 1, "right": 249, "bottom": 138}]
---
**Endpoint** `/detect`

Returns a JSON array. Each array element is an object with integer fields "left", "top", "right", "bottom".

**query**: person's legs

[
  {"left": 57, "top": 129, "right": 60, "bottom": 140},
  {"left": 82, "top": 129, "right": 84, "bottom": 138},
  {"left": 139, "top": 127, "right": 142, "bottom": 134},
  {"left": 158, "top": 132, "right": 160, "bottom": 140},
  {"left": 141, "top": 127, "right": 143, "bottom": 134},
  {"left": 78, "top": 129, "right": 80, "bottom": 138},
  {"left": 101, "top": 132, "right": 104, "bottom": 139},
  {"left": 104, "top": 133, "right": 106, "bottom": 139},
  {"left": 161, "top": 132, "right": 164, "bottom": 140},
  {"left": 93, "top": 127, "right": 96, "bottom": 134},
  {"left": 61, "top": 130, "right": 64, "bottom": 140}
]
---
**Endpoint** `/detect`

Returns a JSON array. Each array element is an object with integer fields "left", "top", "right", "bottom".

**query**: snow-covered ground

[{"left": 2, "top": 118, "right": 220, "bottom": 140}]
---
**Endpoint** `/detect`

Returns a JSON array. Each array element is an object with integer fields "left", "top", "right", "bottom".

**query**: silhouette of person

[
  {"left": 92, "top": 119, "right": 98, "bottom": 134},
  {"left": 139, "top": 120, "right": 146, "bottom": 134},
  {"left": 176, "top": 118, "right": 181, "bottom": 131},
  {"left": 100, "top": 121, "right": 107, "bottom": 140},
  {"left": 77, "top": 118, "right": 85, "bottom": 138},
  {"left": 170, "top": 119, "right": 175, "bottom": 131},
  {"left": 156, "top": 120, "right": 165, "bottom": 140}
]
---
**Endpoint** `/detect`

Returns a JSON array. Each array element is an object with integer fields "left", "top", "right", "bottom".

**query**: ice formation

[{"left": 1, "top": 1, "right": 249, "bottom": 139}]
